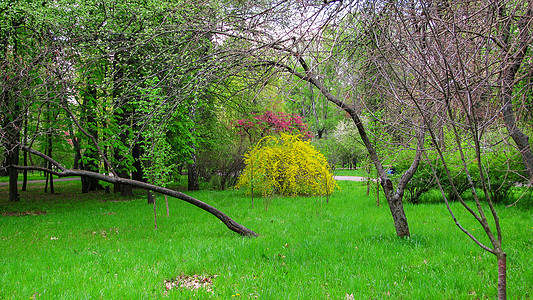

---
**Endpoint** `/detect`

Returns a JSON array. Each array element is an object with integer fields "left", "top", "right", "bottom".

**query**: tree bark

[
  {"left": 131, "top": 141, "right": 144, "bottom": 182},
  {"left": 2, "top": 96, "right": 21, "bottom": 202},
  {"left": 112, "top": 44, "right": 134, "bottom": 197},
  {"left": 46, "top": 131, "right": 54, "bottom": 194},
  {"left": 188, "top": 151, "right": 200, "bottom": 191},
  {"left": 22, "top": 118, "right": 28, "bottom": 191},
  {"left": 112, "top": 125, "right": 133, "bottom": 197},
  {"left": 80, "top": 86, "right": 103, "bottom": 193},
  {"left": 188, "top": 104, "right": 200, "bottom": 191},
  {"left": 497, "top": 252, "right": 507, "bottom": 300},
  {"left": 6, "top": 146, "right": 20, "bottom": 202}
]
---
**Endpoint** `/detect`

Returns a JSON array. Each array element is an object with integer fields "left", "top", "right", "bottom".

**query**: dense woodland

[{"left": 1, "top": 1, "right": 532, "bottom": 298}]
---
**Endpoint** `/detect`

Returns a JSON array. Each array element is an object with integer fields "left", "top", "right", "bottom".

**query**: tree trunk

[
  {"left": 277, "top": 60, "right": 413, "bottom": 237},
  {"left": 147, "top": 189, "right": 155, "bottom": 204},
  {"left": 188, "top": 151, "right": 200, "bottom": 191},
  {"left": 351, "top": 111, "right": 412, "bottom": 238},
  {"left": 112, "top": 118, "right": 134, "bottom": 197},
  {"left": 497, "top": 252, "right": 507, "bottom": 300},
  {"left": 2, "top": 101, "right": 20, "bottom": 201},
  {"left": 47, "top": 134, "right": 54, "bottom": 194},
  {"left": 187, "top": 101, "right": 200, "bottom": 191},
  {"left": 22, "top": 118, "right": 28, "bottom": 191},
  {"left": 79, "top": 86, "right": 103, "bottom": 193},
  {"left": 114, "top": 167, "right": 133, "bottom": 197},
  {"left": 80, "top": 154, "right": 102, "bottom": 194},
  {"left": 499, "top": 2, "right": 533, "bottom": 182},
  {"left": 7, "top": 148, "right": 20, "bottom": 202},
  {"left": 131, "top": 141, "right": 144, "bottom": 182},
  {"left": 151, "top": 191, "right": 157, "bottom": 229}
]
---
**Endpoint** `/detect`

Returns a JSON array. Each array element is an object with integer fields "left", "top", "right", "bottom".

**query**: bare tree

[
  {"left": 354, "top": 1, "right": 533, "bottom": 298},
  {"left": 214, "top": 0, "right": 434, "bottom": 237},
  {"left": 217, "top": 0, "right": 531, "bottom": 296}
]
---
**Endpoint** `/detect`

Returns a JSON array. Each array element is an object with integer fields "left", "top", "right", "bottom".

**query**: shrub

[
  {"left": 235, "top": 111, "right": 313, "bottom": 142},
  {"left": 397, "top": 146, "right": 526, "bottom": 204},
  {"left": 481, "top": 149, "right": 525, "bottom": 203},
  {"left": 235, "top": 133, "right": 338, "bottom": 196}
]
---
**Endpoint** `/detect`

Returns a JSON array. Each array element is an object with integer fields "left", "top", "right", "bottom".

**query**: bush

[
  {"left": 481, "top": 150, "right": 525, "bottom": 203},
  {"left": 235, "top": 133, "right": 338, "bottom": 196},
  {"left": 397, "top": 146, "right": 526, "bottom": 204},
  {"left": 403, "top": 166, "right": 436, "bottom": 204}
]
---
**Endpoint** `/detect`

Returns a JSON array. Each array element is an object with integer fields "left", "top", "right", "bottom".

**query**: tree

[
  {"left": 496, "top": 1, "right": 533, "bottom": 182},
  {"left": 1, "top": 0, "right": 260, "bottom": 237},
  {"left": 235, "top": 110, "right": 313, "bottom": 143},
  {"left": 348, "top": 1, "right": 533, "bottom": 298},
  {"left": 216, "top": 1, "right": 426, "bottom": 237},
  {"left": 1, "top": 0, "right": 54, "bottom": 201}
]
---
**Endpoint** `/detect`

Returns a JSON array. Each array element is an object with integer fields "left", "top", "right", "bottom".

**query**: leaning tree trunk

[
  {"left": 279, "top": 59, "right": 413, "bottom": 237},
  {"left": 17, "top": 146, "right": 259, "bottom": 237}
]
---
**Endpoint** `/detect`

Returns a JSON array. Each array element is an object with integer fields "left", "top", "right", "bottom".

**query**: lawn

[
  {"left": 1, "top": 180, "right": 532, "bottom": 299},
  {"left": 333, "top": 168, "right": 369, "bottom": 177},
  {"left": 0, "top": 172, "right": 47, "bottom": 183}
]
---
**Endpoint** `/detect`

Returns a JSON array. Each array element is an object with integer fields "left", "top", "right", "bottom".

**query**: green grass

[
  {"left": 1, "top": 180, "right": 532, "bottom": 299},
  {"left": 0, "top": 172, "right": 47, "bottom": 182},
  {"left": 332, "top": 168, "right": 369, "bottom": 177}
]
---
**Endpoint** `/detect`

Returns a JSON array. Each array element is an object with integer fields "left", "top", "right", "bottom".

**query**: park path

[{"left": 333, "top": 176, "right": 369, "bottom": 181}]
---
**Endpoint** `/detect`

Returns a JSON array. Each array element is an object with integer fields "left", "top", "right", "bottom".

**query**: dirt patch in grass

[
  {"left": 164, "top": 274, "right": 218, "bottom": 292},
  {"left": 1, "top": 210, "right": 47, "bottom": 217}
]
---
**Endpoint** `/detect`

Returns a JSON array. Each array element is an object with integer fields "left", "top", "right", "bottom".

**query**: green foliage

[
  {"left": 135, "top": 77, "right": 176, "bottom": 186},
  {"left": 397, "top": 146, "right": 526, "bottom": 204},
  {"left": 481, "top": 149, "right": 525, "bottom": 203},
  {"left": 236, "top": 133, "right": 338, "bottom": 196},
  {"left": 313, "top": 120, "right": 366, "bottom": 169}
]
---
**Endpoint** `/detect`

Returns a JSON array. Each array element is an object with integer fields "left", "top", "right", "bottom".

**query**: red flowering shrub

[{"left": 235, "top": 111, "right": 313, "bottom": 141}]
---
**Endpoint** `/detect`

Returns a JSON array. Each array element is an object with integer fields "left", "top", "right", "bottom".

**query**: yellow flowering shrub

[{"left": 236, "top": 133, "right": 338, "bottom": 196}]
